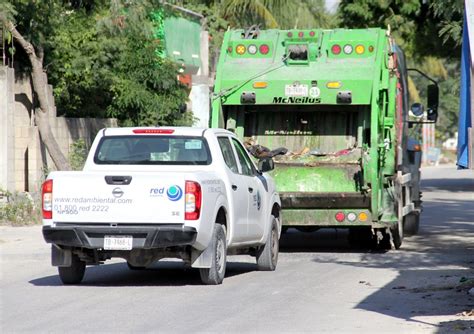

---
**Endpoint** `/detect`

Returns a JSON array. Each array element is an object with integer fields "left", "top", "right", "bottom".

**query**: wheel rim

[
  {"left": 216, "top": 236, "right": 225, "bottom": 274},
  {"left": 271, "top": 225, "right": 278, "bottom": 264}
]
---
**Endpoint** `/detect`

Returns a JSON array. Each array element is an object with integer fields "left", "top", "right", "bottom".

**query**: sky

[{"left": 325, "top": 0, "right": 341, "bottom": 13}]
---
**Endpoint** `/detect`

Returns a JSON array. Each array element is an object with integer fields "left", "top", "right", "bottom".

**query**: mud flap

[
  {"left": 51, "top": 245, "right": 71, "bottom": 267},
  {"left": 190, "top": 246, "right": 213, "bottom": 268}
]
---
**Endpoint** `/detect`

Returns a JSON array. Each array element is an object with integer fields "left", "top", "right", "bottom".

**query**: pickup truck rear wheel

[
  {"left": 199, "top": 224, "right": 227, "bottom": 285},
  {"left": 58, "top": 253, "right": 86, "bottom": 284},
  {"left": 256, "top": 216, "right": 279, "bottom": 271}
]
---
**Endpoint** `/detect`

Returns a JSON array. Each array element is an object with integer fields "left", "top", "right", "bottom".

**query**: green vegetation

[
  {"left": 69, "top": 139, "right": 88, "bottom": 171},
  {"left": 338, "top": 0, "right": 463, "bottom": 142},
  {"left": 2, "top": 0, "right": 463, "bottom": 139},
  {"left": 0, "top": 190, "right": 41, "bottom": 226},
  {"left": 3, "top": 0, "right": 192, "bottom": 127}
]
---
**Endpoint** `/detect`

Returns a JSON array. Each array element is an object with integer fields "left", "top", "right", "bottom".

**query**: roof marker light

[
  {"left": 248, "top": 44, "right": 258, "bottom": 55},
  {"left": 331, "top": 44, "right": 341, "bottom": 55},
  {"left": 253, "top": 81, "right": 268, "bottom": 89},
  {"left": 236, "top": 44, "right": 246, "bottom": 55},
  {"left": 133, "top": 129, "right": 175, "bottom": 134},
  {"left": 326, "top": 81, "right": 342, "bottom": 89},
  {"left": 259, "top": 44, "right": 270, "bottom": 55},
  {"left": 343, "top": 44, "right": 353, "bottom": 54},
  {"left": 355, "top": 45, "right": 365, "bottom": 54}
]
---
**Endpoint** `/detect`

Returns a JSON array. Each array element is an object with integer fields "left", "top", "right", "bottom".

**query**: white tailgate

[{"left": 52, "top": 173, "right": 186, "bottom": 224}]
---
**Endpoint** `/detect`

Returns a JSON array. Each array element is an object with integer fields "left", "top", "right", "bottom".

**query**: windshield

[{"left": 94, "top": 135, "right": 211, "bottom": 165}]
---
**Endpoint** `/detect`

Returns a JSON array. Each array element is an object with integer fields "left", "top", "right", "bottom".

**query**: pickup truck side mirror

[
  {"left": 427, "top": 84, "right": 439, "bottom": 122},
  {"left": 258, "top": 157, "right": 274, "bottom": 173}
]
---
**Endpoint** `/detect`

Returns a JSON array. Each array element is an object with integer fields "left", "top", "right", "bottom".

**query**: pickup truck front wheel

[
  {"left": 256, "top": 216, "right": 279, "bottom": 271},
  {"left": 199, "top": 224, "right": 227, "bottom": 285},
  {"left": 58, "top": 253, "right": 86, "bottom": 284}
]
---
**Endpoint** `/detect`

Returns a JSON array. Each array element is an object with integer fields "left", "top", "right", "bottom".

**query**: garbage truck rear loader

[{"left": 211, "top": 28, "right": 438, "bottom": 248}]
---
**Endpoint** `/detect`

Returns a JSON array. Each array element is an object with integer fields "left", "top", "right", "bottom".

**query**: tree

[
  {"left": 338, "top": 0, "right": 463, "bottom": 59},
  {"left": 1, "top": 1, "right": 71, "bottom": 170},
  {"left": 338, "top": 0, "right": 464, "bottom": 141},
  {"left": 218, "top": 0, "right": 335, "bottom": 29}
]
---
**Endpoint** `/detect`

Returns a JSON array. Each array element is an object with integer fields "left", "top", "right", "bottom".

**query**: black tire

[
  {"left": 58, "top": 254, "right": 86, "bottom": 284},
  {"left": 199, "top": 224, "right": 227, "bottom": 285},
  {"left": 391, "top": 225, "right": 402, "bottom": 249},
  {"left": 256, "top": 216, "right": 279, "bottom": 271},
  {"left": 127, "top": 262, "right": 146, "bottom": 270},
  {"left": 348, "top": 227, "right": 374, "bottom": 249},
  {"left": 403, "top": 213, "right": 420, "bottom": 236},
  {"left": 391, "top": 195, "right": 404, "bottom": 249}
]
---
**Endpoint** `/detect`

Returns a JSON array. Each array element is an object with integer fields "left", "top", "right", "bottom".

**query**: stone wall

[{"left": 0, "top": 66, "right": 117, "bottom": 194}]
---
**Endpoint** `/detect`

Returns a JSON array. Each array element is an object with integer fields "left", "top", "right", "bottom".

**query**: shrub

[
  {"left": 69, "top": 138, "right": 88, "bottom": 171},
  {"left": 0, "top": 189, "right": 41, "bottom": 226}
]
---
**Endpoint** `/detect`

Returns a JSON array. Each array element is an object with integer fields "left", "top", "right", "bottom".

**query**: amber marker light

[
  {"left": 236, "top": 44, "right": 246, "bottom": 55},
  {"left": 252, "top": 81, "right": 268, "bottom": 89},
  {"left": 368, "top": 45, "right": 375, "bottom": 53},
  {"left": 326, "top": 81, "right": 342, "bottom": 89},
  {"left": 359, "top": 212, "right": 368, "bottom": 222},
  {"left": 355, "top": 45, "right": 365, "bottom": 54}
]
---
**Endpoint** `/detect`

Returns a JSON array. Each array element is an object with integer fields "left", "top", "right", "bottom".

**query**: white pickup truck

[{"left": 42, "top": 127, "right": 281, "bottom": 285}]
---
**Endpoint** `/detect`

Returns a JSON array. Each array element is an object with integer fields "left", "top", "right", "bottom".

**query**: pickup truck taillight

[
  {"left": 185, "top": 181, "right": 201, "bottom": 220},
  {"left": 42, "top": 179, "right": 53, "bottom": 219}
]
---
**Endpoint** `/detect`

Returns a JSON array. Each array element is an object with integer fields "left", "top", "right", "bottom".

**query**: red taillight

[
  {"left": 132, "top": 129, "right": 175, "bottom": 134},
  {"left": 335, "top": 212, "right": 345, "bottom": 222},
  {"left": 185, "top": 181, "right": 201, "bottom": 220},
  {"left": 287, "top": 31, "right": 293, "bottom": 38},
  {"left": 309, "top": 31, "right": 315, "bottom": 37},
  {"left": 298, "top": 31, "right": 304, "bottom": 38},
  {"left": 259, "top": 44, "right": 270, "bottom": 55},
  {"left": 331, "top": 44, "right": 341, "bottom": 55},
  {"left": 42, "top": 179, "right": 53, "bottom": 219}
]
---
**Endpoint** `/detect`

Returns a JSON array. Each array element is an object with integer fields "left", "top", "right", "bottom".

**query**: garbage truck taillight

[
  {"left": 42, "top": 179, "right": 53, "bottom": 219},
  {"left": 185, "top": 181, "right": 201, "bottom": 220}
]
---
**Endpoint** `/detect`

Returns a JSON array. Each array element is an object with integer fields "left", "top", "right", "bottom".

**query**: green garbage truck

[{"left": 211, "top": 28, "right": 438, "bottom": 248}]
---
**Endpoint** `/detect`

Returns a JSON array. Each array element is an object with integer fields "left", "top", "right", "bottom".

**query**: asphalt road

[{"left": 1, "top": 165, "right": 473, "bottom": 333}]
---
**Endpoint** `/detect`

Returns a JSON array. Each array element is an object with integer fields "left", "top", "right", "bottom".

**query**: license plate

[
  {"left": 104, "top": 235, "right": 133, "bottom": 250},
  {"left": 285, "top": 84, "right": 308, "bottom": 97}
]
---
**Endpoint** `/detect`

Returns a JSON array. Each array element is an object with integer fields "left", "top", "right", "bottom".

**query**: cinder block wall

[{"left": 0, "top": 67, "right": 117, "bottom": 194}]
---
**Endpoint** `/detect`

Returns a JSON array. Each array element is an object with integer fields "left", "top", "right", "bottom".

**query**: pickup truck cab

[{"left": 42, "top": 127, "right": 281, "bottom": 285}]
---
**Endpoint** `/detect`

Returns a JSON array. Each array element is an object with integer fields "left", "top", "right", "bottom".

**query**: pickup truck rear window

[{"left": 94, "top": 135, "right": 211, "bottom": 165}]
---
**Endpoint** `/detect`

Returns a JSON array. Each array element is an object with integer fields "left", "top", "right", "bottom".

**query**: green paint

[
  {"left": 150, "top": 11, "right": 201, "bottom": 74},
  {"left": 211, "top": 28, "right": 411, "bottom": 228},
  {"left": 271, "top": 165, "right": 360, "bottom": 192}
]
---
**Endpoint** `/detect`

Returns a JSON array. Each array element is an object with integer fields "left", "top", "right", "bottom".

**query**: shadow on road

[
  {"left": 279, "top": 228, "right": 389, "bottom": 254},
  {"left": 29, "top": 261, "right": 257, "bottom": 287},
  {"left": 421, "top": 178, "right": 474, "bottom": 192},
  {"left": 303, "top": 184, "right": 474, "bottom": 332}
]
